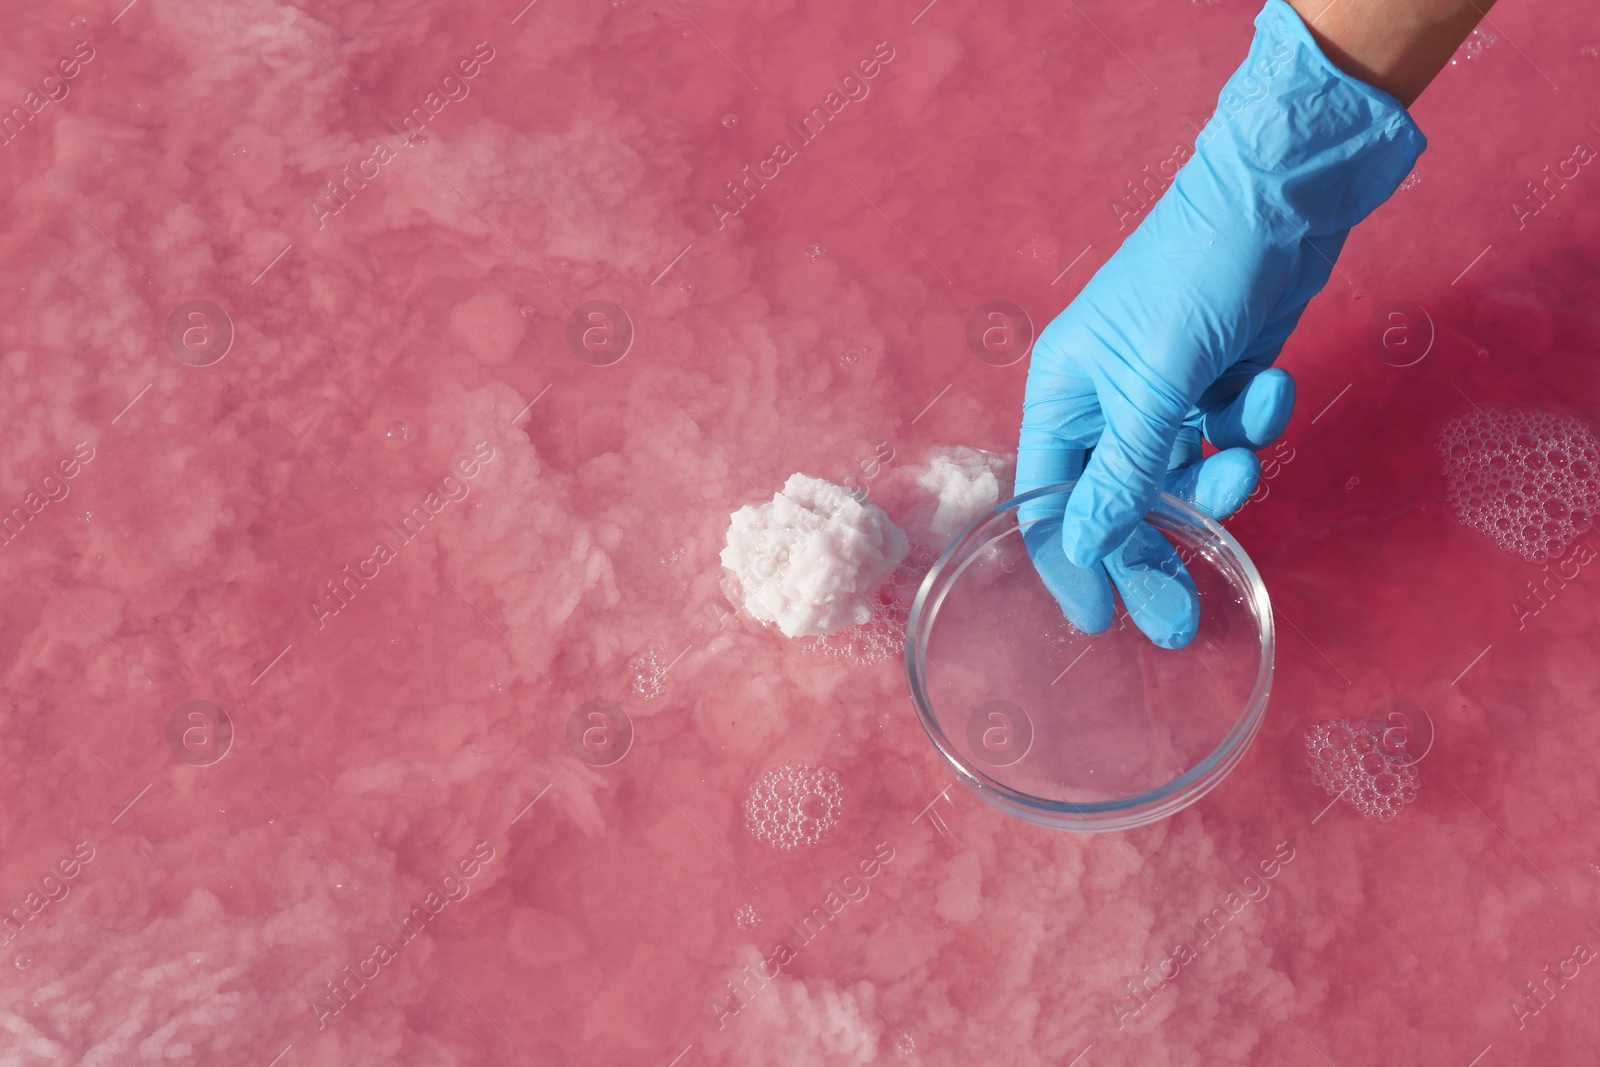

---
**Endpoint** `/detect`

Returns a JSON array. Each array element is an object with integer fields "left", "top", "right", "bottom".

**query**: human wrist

[{"left": 1286, "top": 0, "right": 1498, "bottom": 106}]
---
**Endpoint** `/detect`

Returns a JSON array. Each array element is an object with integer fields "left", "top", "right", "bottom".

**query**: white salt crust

[
  {"left": 916, "top": 445, "right": 1008, "bottom": 539},
  {"left": 721, "top": 474, "right": 909, "bottom": 638}
]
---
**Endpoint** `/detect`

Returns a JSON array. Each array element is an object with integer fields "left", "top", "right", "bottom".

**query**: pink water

[{"left": 1, "top": 0, "right": 1598, "bottom": 1062}]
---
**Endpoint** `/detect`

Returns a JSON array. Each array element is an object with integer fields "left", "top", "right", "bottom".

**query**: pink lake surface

[{"left": 2, "top": 0, "right": 1600, "bottom": 1063}]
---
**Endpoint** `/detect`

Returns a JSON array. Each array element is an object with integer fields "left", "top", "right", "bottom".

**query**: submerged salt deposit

[{"left": 721, "top": 473, "right": 909, "bottom": 638}]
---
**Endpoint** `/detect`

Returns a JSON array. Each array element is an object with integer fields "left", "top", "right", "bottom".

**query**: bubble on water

[
  {"left": 721, "top": 113, "right": 739, "bottom": 129},
  {"left": 77, "top": 510, "right": 94, "bottom": 524},
  {"left": 1398, "top": 171, "right": 1421, "bottom": 193},
  {"left": 896, "top": 1033, "right": 919, "bottom": 1057},
  {"left": 804, "top": 243, "right": 826, "bottom": 260},
  {"left": 803, "top": 542, "right": 936, "bottom": 666},
  {"left": 230, "top": 145, "right": 248, "bottom": 158},
  {"left": 1345, "top": 476, "right": 1360, "bottom": 490},
  {"left": 735, "top": 903, "right": 761, "bottom": 929},
  {"left": 1437, "top": 406, "right": 1600, "bottom": 562},
  {"left": 1582, "top": 43, "right": 1600, "bottom": 61},
  {"left": 1306, "top": 717, "right": 1421, "bottom": 821},
  {"left": 630, "top": 647, "right": 666, "bottom": 700},
  {"left": 839, "top": 348, "right": 861, "bottom": 367},
  {"left": 745, "top": 762, "right": 844, "bottom": 849},
  {"left": 385, "top": 420, "right": 413, "bottom": 442},
  {"left": 660, "top": 545, "right": 685, "bottom": 566},
  {"left": 13, "top": 955, "right": 30, "bottom": 969},
  {"left": 1452, "top": 26, "right": 1497, "bottom": 63},
  {"left": 521, "top": 305, "right": 535, "bottom": 317},
  {"left": 69, "top": 13, "right": 89, "bottom": 26},
  {"left": 678, "top": 278, "right": 694, "bottom": 293}
]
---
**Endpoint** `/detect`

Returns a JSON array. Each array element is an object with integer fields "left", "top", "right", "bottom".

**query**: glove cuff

[{"left": 1193, "top": 0, "right": 1428, "bottom": 236}]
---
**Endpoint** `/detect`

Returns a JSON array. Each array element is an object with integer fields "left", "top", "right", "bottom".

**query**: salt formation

[
  {"left": 744, "top": 762, "right": 845, "bottom": 850},
  {"left": 1305, "top": 718, "right": 1421, "bottom": 821},
  {"left": 803, "top": 541, "right": 937, "bottom": 666},
  {"left": 916, "top": 445, "right": 1010, "bottom": 539},
  {"left": 1436, "top": 406, "right": 1599, "bottom": 562},
  {"left": 789, "top": 448, "right": 1007, "bottom": 665},
  {"left": 721, "top": 474, "right": 909, "bottom": 638}
]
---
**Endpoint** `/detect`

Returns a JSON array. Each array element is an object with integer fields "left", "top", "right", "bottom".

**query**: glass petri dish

[{"left": 904, "top": 481, "right": 1273, "bottom": 832}]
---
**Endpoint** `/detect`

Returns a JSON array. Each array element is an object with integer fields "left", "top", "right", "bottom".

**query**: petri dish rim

[{"left": 903, "top": 481, "right": 1275, "bottom": 831}]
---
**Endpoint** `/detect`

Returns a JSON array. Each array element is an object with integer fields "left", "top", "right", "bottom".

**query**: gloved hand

[{"left": 1017, "top": 0, "right": 1425, "bottom": 649}]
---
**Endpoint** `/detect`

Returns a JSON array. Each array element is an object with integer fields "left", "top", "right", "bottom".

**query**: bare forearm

[{"left": 1285, "top": 0, "right": 1499, "bottom": 106}]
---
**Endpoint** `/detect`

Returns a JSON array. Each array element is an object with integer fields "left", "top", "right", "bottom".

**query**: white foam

[
  {"left": 745, "top": 762, "right": 845, "bottom": 850},
  {"left": 1436, "top": 405, "right": 1599, "bottom": 562},
  {"left": 721, "top": 474, "right": 908, "bottom": 638},
  {"left": 1305, "top": 718, "right": 1420, "bottom": 821}
]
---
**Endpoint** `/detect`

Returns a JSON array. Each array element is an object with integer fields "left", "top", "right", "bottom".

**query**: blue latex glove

[{"left": 1017, "top": 0, "right": 1426, "bottom": 649}]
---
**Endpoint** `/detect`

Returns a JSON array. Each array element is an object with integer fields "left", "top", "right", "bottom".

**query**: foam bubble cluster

[
  {"left": 1436, "top": 406, "right": 1599, "bottom": 562},
  {"left": 744, "top": 762, "right": 844, "bottom": 850},
  {"left": 629, "top": 647, "right": 665, "bottom": 699},
  {"left": 1305, "top": 718, "right": 1420, "bottom": 821},
  {"left": 803, "top": 542, "right": 937, "bottom": 666}
]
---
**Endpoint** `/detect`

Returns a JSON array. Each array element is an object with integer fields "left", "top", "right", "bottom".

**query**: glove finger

[
  {"left": 1015, "top": 426, "right": 1086, "bottom": 559},
  {"left": 1020, "top": 511, "right": 1114, "bottom": 635},
  {"left": 1060, "top": 388, "right": 1183, "bottom": 569},
  {"left": 1015, "top": 436, "right": 1086, "bottom": 527},
  {"left": 1016, "top": 373, "right": 1112, "bottom": 633},
  {"left": 1164, "top": 446, "right": 1262, "bottom": 521},
  {"left": 1108, "top": 446, "right": 1259, "bottom": 649},
  {"left": 1016, "top": 366, "right": 1097, "bottom": 493},
  {"left": 1199, "top": 367, "right": 1296, "bottom": 450},
  {"left": 1102, "top": 523, "right": 1200, "bottom": 649}
]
